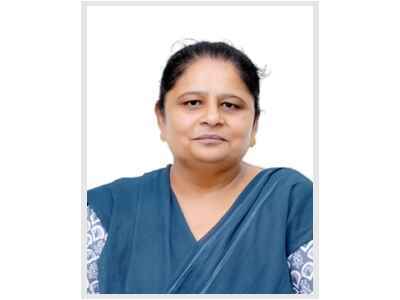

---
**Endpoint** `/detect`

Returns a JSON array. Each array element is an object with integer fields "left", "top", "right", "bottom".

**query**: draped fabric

[
  {"left": 86, "top": 207, "right": 314, "bottom": 294},
  {"left": 87, "top": 165, "right": 313, "bottom": 294}
]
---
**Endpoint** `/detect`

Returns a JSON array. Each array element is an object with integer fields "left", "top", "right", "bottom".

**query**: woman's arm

[
  {"left": 287, "top": 240, "right": 314, "bottom": 294},
  {"left": 86, "top": 206, "right": 108, "bottom": 294}
]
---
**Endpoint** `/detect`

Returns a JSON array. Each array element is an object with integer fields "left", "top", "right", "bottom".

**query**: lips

[{"left": 193, "top": 134, "right": 226, "bottom": 141}]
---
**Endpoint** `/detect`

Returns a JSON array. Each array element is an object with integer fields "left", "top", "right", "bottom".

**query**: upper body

[
  {"left": 86, "top": 41, "right": 313, "bottom": 294},
  {"left": 87, "top": 165, "right": 313, "bottom": 294}
]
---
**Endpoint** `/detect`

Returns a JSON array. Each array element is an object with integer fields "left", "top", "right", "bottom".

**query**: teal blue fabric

[{"left": 87, "top": 164, "right": 313, "bottom": 294}]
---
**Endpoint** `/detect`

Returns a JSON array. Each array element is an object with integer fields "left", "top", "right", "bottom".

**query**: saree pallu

[{"left": 87, "top": 165, "right": 313, "bottom": 294}]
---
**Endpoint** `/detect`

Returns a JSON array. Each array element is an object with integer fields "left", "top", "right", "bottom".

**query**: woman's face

[{"left": 155, "top": 57, "right": 258, "bottom": 166}]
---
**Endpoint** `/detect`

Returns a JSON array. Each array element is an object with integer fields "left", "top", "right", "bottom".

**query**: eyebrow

[{"left": 177, "top": 91, "right": 246, "bottom": 102}]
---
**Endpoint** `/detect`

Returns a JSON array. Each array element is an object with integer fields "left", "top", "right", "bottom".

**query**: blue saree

[{"left": 87, "top": 164, "right": 313, "bottom": 294}]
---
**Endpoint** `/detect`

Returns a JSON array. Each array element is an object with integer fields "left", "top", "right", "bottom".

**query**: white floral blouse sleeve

[
  {"left": 287, "top": 240, "right": 314, "bottom": 294},
  {"left": 87, "top": 206, "right": 108, "bottom": 294}
]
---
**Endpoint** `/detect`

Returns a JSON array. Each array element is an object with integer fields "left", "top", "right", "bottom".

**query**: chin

[
  {"left": 195, "top": 157, "right": 227, "bottom": 164},
  {"left": 191, "top": 152, "right": 230, "bottom": 164}
]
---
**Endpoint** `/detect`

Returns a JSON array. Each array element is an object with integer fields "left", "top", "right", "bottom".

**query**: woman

[{"left": 86, "top": 41, "right": 313, "bottom": 294}]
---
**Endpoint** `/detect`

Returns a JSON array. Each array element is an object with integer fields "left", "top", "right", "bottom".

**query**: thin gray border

[
  {"left": 82, "top": 2, "right": 88, "bottom": 299},
  {"left": 83, "top": 1, "right": 316, "bottom": 6},
  {"left": 312, "top": 2, "right": 319, "bottom": 297},
  {"left": 81, "top": 1, "right": 319, "bottom": 299}
]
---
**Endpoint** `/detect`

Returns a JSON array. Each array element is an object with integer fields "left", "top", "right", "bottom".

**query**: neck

[{"left": 170, "top": 160, "right": 249, "bottom": 196}]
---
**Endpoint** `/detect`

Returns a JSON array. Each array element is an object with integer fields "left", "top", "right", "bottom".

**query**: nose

[{"left": 200, "top": 100, "right": 224, "bottom": 126}]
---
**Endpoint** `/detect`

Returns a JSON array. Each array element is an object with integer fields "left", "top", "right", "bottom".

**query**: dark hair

[{"left": 157, "top": 41, "right": 264, "bottom": 123}]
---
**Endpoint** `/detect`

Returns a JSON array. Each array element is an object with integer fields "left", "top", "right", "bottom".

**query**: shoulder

[
  {"left": 87, "top": 165, "right": 168, "bottom": 197},
  {"left": 256, "top": 167, "right": 313, "bottom": 211},
  {"left": 87, "top": 176, "right": 139, "bottom": 196},
  {"left": 246, "top": 162, "right": 311, "bottom": 185},
  {"left": 267, "top": 167, "right": 313, "bottom": 205},
  {"left": 255, "top": 167, "right": 312, "bottom": 198},
  {"left": 86, "top": 177, "right": 136, "bottom": 217},
  {"left": 86, "top": 165, "right": 169, "bottom": 229},
  {"left": 267, "top": 167, "right": 312, "bottom": 186}
]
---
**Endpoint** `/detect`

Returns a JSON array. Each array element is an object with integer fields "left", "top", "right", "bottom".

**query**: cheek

[
  {"left": 166, "top": 112, "right": 195, "bottom": 138},
  {"left": 229, "top": 116, "right": 254, "bottom": 140}
]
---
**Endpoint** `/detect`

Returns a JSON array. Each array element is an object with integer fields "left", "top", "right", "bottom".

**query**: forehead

[{"left": 168, "top": 57, "right": 252, "bottom": 99}]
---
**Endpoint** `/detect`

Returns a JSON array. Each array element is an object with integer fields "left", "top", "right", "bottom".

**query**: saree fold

[{"left": 87, "top": 165, "right": 313, "bottom": 294}]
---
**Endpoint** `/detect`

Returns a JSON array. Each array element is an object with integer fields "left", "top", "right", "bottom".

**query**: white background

[
  {"left": 86, "top": 5, "right": 314, "bottom": 188},
  {"left": 1, "top": 0, "right": 400, "bottom": 300}
]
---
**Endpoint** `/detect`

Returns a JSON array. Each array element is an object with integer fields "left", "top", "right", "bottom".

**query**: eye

[
  {"left": 184, "top": 100, "right": 202, "bottom": 108},
  {"left": 221, "top": 102, "right": 240, "bottom": 110}
]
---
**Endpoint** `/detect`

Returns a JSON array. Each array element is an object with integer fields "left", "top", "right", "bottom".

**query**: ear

[
  {"left": 250, "top": 118, "right": 259, "bottom": 147},
  {"left": 154, "top": 103, "right": 166, "bottom": 142}
]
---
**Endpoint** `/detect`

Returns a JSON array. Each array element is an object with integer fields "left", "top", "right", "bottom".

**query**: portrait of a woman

[{"left": 86, "top": 41, "right": 314, "bottom": 294}]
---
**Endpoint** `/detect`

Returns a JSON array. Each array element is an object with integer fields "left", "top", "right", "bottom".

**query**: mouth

[{"left": 193, "top": 134, "right": 227, "bottom": 141}]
